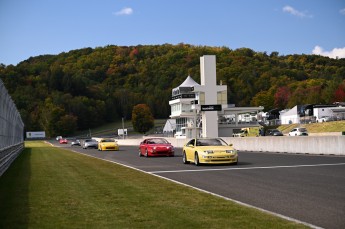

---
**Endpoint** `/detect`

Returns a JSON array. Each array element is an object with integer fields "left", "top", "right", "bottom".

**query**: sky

[{"left": 1, "top": 0, "right": 345, "bottom": 66}]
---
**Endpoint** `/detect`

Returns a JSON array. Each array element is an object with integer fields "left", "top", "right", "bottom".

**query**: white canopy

[{"left": 172, "top": 76, "right": 200, "bottom": 94}]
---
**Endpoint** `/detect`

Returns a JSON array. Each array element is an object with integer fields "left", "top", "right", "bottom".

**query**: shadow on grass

[{"left": 0, "top": 147, "right": 31, "bottom": 228}]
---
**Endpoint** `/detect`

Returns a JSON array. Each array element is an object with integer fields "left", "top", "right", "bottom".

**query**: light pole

[{"left": 122, "top": 117, "right": 125, "bottom": 139}]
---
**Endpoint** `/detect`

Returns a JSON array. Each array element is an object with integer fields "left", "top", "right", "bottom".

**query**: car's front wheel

[
  {"left": 145, "top": 149, "right": 149, "bottom": 157},
  {"left": 183, "top": 151, "right": 189, "bottom": 164},
  {"left": 194, "top": 153, "right": 200, "bottom": 166}
]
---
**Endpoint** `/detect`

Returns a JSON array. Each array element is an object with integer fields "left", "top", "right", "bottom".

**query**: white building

[
  {"left": 280, "top": 104, "right": 345, "bottom": 124},
  {"left": 168, "top": 55, "right": 263, "bottom": 138},
  {"left": 163, "top": 119, "right": 176, "bottom": 137},
  {"left": 280, "top": 106, "right": 301, "bottom": 124}
]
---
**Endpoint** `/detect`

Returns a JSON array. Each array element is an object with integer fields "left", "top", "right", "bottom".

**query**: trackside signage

[
  {"left": 26, "top": 131, "right": 46, "bottom": 139},
  {"left": 201, "top": 104, "right": 222, "bottom": 111}
]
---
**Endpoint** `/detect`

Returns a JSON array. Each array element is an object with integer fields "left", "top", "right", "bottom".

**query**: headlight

[
  {"left": 166, "top": 146, "right": 174, "bottom": 152},
  {"left": 204, "top": 150, "right": 213, "bottom": 154},
  {"left": 226, "top": 149, "right": 237, "bottom": 154}
]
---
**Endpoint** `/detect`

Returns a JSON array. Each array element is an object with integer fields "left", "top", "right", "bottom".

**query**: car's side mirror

[{"left": 229, "top": 143, "right": 233, "bottom": 146}]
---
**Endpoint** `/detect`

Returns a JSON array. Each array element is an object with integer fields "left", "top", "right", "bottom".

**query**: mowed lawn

[{"left": 0, "top": 141, "right": 308, "bottom": 228}]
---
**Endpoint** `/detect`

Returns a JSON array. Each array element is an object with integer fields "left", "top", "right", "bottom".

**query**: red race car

[
  {"left": 59, "top": 138, "right": 68, "bottom": 144},
  {"left": 139, "top": 138, "right": 174, "bottom": 157}
]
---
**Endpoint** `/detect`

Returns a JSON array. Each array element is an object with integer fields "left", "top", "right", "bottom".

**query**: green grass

[
  {"left": 75, "top": 119, "right": 167, "bottom": 137},
  {"left": 245, "top": 120, "right": 345, "bottom": 136},
  {"left": 277, "top": 120, "right": 345, "bottom": 134},
  {"left": 0, "top": 141, "right": 309, "bottom": 228}
]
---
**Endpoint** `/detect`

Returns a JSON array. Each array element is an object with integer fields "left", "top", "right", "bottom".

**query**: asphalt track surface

[{"left": 52, "top": 141, "right": 345, "bottom": 229}]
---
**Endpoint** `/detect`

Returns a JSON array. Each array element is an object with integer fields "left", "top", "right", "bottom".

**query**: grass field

[
  {"left": 278, "top": 120, "right": 345, "bottom": 134},
  {"left": 0, "top": 141, "right": 309, "bottom": 228},
  {"left": 243, "top": 120, "right": 345, "bottom": 137},
  {"left": 75, "top": 119, "right": 167, "bottom": 138}
]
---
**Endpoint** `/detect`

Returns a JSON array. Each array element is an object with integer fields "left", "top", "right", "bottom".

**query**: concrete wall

[
  {"left": 223, "top": 136, "right": 345, "bottom": 156},
  {"left": 117, "top": 137, "right": 187, "bottom": 148},
  {"left": 117, "top": 136, "right": 345, "bottom": 156}
]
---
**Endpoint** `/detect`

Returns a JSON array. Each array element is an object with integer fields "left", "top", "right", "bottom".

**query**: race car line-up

[{"left": 56, "top": 137, "right": 239, "bottom": 165}]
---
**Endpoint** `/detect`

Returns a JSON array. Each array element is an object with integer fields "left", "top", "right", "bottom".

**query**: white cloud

[
  {"left": 283, "top": 5, "right": 312, "bottom": 18},
  {"left": 312, "top": 46, "right": 345, "bottom": 59},
  {"left": 114, "top": 7, "right": 133, "bottom": 16},
  {"left": 340, "top": 8, "right": 345, "bottom": 15}
]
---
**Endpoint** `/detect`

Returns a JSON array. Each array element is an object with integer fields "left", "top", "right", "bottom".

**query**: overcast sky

[{"left": 1, "top": 0, "right": 345, "bottom": 65}]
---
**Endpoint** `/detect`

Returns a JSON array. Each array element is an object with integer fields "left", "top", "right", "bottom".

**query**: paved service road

[{"left": 53, "top": 142, "right": 345, "bottom": 229}]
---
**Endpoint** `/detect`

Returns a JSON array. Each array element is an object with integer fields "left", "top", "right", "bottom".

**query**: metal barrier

[
  {"left": 0, "top": 143, "right": 24, "bottom": 176},
  {"left": 0, "top": 78, "right": 24, "bottom": 176}
]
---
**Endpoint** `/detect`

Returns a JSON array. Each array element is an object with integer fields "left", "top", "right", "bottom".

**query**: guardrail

[{"left": 0, "top": 143, "right": 24, "bottom": 176}]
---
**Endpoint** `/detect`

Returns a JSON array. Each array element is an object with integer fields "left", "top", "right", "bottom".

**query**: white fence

[{"left": 0, "top": 79, "right": 24, "bottom": 176}]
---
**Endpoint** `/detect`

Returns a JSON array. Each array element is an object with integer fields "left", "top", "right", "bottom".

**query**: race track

[{"left": 52, "top": 141, "right": 345, "bottom": 229}]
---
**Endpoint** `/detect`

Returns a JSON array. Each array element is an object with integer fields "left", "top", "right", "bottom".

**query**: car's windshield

[
  {"left": 195, "top": 139, "right": 227, "bottom": 146},
  {"left": 299, "top": 128, "right": 307, "bottom": 132},
  {"left": 148, "top": 139, "right": 168, "bottom": 144},
  {"left": 102, "top": 139, "right": 114, "bottom": 142}
]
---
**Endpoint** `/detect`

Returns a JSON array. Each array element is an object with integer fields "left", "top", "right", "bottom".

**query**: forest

[{"left": 1, "top": 44, "right": 345, "bottom": 137}]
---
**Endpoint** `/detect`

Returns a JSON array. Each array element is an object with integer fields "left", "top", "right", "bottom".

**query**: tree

[
  {"left": 251, "top": 90, "right": 274, "bottom": 111},
  {"left": 334, "top": 81, "right": 345, "bottom": 102},
  {"left": 274, "top": 86, "right": 291, "bottom": 110},
  {"left": 56, "top": 114, "right": 78, "bottom": 136},
  {"left": 131, "top": 104, "right": 154, "bottom": 134},
  {"left": 38, "top": 98, "right": 77, "bottom": 136}
]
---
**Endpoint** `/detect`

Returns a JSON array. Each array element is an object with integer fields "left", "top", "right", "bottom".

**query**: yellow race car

[
  {"left": 182, "top": 138, "right": 238, "bottom": 165},
  {"left": 98, "top": 138, "right": 119, "bottom": 151}
]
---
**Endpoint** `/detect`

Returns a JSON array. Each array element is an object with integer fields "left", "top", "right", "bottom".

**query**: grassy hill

[
  {"left": 74, "top": 119, "right": 167, "bottom": 138},
  {"left": 278, "top": 120, "right": 345, "bottom": 134}
]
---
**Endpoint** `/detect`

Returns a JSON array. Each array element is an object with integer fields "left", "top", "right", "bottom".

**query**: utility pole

[{"left": 122, "top": 117, "right": 125, "bottom": 139}]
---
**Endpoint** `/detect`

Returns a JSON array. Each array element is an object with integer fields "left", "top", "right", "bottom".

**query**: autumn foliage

[{"left": 0, "top": 44, "right": 344, "bottom": 135}]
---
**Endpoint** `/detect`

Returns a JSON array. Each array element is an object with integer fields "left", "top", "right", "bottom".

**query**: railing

[
  {"left": 0, "top": 78, "right": 24, "bottom": 176},
  {"left": 0, "top": 143, "right": 24, "bottom": 176}
]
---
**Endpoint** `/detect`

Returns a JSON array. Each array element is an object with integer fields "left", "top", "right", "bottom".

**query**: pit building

[{"left": 168, "top": 55, "right": 263, "bottom": 138}]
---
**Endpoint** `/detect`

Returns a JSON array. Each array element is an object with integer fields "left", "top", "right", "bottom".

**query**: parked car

[
  {"left": 71, "top": 139, "right": 81, "bottom": 146},
  {"left": 266, "top": 129, "right": 284, "bottom": 136},
  {"left": 182, "top": 138, "right": 238, "bottom": 165},
  {"left": 289, "top": 128, "right": 308, "bottom": 136},
  {"left": 82, "top": 139, "right": 98, "bottom": 149},
  {"left": 98, "top": 138, "right": 119, "bottom": 151},
  {"left": 232, "top": 128, "right": 249, "bottom": 137},
  {"left": 316, "top": 116, "right": 331, "bottom": 123},
  {"left": 59, "top": 138, "right": 68, "bottom": 144},
  {"left": 56, "top": 136, "right": 62, "bottom": 141},
  {"left": 139, "top": 138, "right": 174, "bottom": 157}
]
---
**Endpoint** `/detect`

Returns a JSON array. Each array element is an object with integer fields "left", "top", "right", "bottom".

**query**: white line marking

[
  {"left": 47, "top": 143, "right": 322, "bottom": 229},
  {"left": 149, "top": 163, "right": 345, "bottom": 174}
]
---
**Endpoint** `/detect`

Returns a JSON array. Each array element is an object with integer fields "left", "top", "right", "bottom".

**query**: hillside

[
  {"left": 1, "top": 44, "right": 345, "bottom": 137},
  {"left": 278, "top": 120, "right": 345, "bottom": 134}
]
